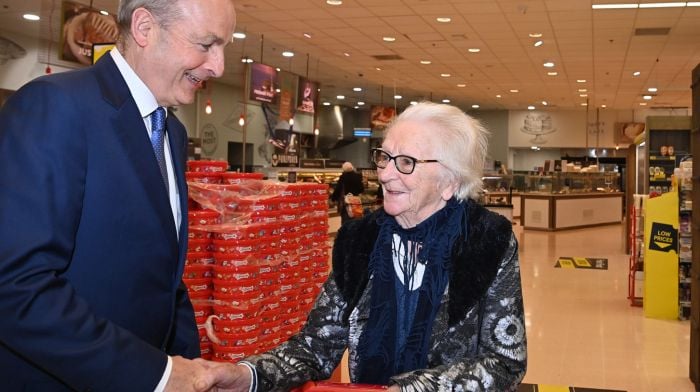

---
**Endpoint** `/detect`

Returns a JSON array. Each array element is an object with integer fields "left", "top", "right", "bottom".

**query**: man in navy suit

[{"left": 0, "top": 0, "right": 236, "bottom": 390}]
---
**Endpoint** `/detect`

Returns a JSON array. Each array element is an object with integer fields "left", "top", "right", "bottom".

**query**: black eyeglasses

[{"left": 371, "top": 148, "right": 439, "bottom": 175}]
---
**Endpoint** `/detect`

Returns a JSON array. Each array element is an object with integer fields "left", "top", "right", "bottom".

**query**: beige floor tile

[{"left": 517, "top": 222, "right": 695, "bottom": 391}]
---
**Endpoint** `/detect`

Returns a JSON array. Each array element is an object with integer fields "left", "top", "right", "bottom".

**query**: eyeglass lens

[{"left": 372, "top": 149, "right": 415, "bottom": 174}]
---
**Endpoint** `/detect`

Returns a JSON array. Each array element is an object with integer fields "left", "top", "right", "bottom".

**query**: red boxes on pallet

[{"left": 183, "top": 175, "right": 331, "bottom": 362}]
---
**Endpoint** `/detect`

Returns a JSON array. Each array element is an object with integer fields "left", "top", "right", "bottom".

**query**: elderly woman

[{"left": 202, "top": 102, "right": 526, "bottom": 391}]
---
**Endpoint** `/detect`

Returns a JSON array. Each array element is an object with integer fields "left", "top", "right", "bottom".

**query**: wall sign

[{"left": 201, "top": 123, "right": 218, "bottom": 155}]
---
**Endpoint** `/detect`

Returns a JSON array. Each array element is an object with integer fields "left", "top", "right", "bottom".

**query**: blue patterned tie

[{"left": 150, "top": 107, "right": 169, "bottom": 190}]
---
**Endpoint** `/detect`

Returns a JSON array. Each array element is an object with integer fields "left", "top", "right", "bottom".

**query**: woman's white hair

[{"left": 387, "top": 101, "right": 489, "bottom": 201}]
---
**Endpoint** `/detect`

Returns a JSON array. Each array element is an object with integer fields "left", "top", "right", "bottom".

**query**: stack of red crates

[
  {"left": 183, "top": 160, "right": 227, "bottom": 359},
  {"left": 184, "top": 160, "right": 330, "bottom": 362}
]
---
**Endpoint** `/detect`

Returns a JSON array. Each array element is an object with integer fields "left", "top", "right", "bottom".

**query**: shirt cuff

[
  {"left": 154, "top": 355, "right": 173, "bottom": 392},
  {"left": 237, "top": 361, "right": 258, "bottom": 392}
]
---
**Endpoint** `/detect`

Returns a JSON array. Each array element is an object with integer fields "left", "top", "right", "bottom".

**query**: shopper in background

[
  {"left": 199, "top": 101, "right": 527, "bottom": 391},
  {"left": 0, "top": 0, "right": 236, "bottom": 390},
  {"left": 330, "top": 161, "right": 365, "bottom": 224}
]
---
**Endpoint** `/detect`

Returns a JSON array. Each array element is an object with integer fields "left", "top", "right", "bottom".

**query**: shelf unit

[
  {"left": 640, "top": 118, "right": 692, "bottom": 319},
  {"left": 678, "top": 159, "right": 692, "bottom": 320},
  {"left": 688, "top": 61, "right": 699, "bottom": 389},
  {"left": 642, "top": 116, "right": 691, "bottom": 196},
  {"left": 648, "top": 155, "right": 675, "bottom": 196},
  {"left": 627, "top": 199, "right": 644, "bottom": 307}
]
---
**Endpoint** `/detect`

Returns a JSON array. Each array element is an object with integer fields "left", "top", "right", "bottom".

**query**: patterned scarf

[{"left": 356, "top": 198, "right": 467, "bottom": 384}]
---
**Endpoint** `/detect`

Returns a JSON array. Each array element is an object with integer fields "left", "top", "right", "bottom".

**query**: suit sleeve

[
  {"left": 167, "top": 282, "right": 200, "bottom": 358},
  {"left": 0, "top": 80, "right": 167, "bottom": 391}
]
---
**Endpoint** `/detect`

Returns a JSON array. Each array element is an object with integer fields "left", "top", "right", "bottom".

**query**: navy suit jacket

[{"left": 0, "top": 54, "right": 199, "bottom": 391}]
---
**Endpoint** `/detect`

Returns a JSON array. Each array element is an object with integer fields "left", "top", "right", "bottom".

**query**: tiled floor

[
  {"left": 518, "top": 222, "right": 694, "bottom": 392},
  {"left": 327, "top": 217, "right": 695, "bottom": 391}
]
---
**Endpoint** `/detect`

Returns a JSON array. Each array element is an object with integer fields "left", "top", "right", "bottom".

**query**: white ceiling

[{"left": 2, "top": 0, "right": 700, "bottom": 111}]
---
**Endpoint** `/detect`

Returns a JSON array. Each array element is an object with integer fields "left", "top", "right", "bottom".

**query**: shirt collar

[{"left": 110, "top": 48, "right": 161, "bottom": 118}]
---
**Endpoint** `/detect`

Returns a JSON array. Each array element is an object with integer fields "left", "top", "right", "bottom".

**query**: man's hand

[
  {"left": 164, "top": 356, "right": 213, "bottom": 392},
  {"left": 192, "top": 359, "right": 253, "bottom": 392}
]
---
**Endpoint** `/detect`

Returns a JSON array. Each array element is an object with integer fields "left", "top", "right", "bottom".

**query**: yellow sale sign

[{"left": 644, "top": 191, "right": 679, "bottom": 319}]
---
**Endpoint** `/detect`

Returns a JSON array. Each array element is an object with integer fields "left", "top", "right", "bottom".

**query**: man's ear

[{"left": 130, "top": 7, "right": 156, "bottom": 48}]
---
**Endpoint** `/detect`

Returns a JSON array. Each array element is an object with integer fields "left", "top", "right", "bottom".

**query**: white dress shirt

[{"left": 109, "top": 48, "right": 180, "bottom": 392}]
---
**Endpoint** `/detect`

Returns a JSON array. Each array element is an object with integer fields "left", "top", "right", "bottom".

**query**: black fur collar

[{"left": 331, "top": 200, "right": 512, "bottom": 325}]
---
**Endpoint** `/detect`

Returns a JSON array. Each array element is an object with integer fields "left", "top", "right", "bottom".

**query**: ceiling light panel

[
  {"left": 592, "top": 3, "right": 638, "bottom": 9},
  {"left": 639, "top": 2, "right": 686, "bottom": 8}
]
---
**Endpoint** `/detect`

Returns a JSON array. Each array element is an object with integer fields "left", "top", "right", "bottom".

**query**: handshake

[{"left": 164, "top": 356, "right": 254, "bottom": 392}]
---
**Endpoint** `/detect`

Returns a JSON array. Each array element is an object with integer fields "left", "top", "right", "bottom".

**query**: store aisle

[{"left": 518, "top": 223, "right": 693, "bottom": 392}]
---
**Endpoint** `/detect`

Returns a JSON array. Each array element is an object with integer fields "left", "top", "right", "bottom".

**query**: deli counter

[{"left": 482, "top": 172, "right": 623, "bottom": 231}]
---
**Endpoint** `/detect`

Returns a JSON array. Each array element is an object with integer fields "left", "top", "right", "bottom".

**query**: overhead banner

[
  {"left": 370, "top": 106, "right": 396, "bottom": 131},
  {"left": 61, "top": 1, "right": 118, "bottom": 65},
  {"left": 297, "top": 77, "right": 318, "bottom": 114},
  {"left": 614, "top": 122, "right": 645, "bottom": 145},
  {"left": 250, "top": 63, "right": 278, "bottom": 103},
  {"left": 278, "top": 71, "right": 297, "bottom": 121},
  {"left": 643, "top": 191, "right": 679, "bottom": 319}
]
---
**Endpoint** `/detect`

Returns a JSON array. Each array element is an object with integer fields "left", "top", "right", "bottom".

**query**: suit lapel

[
  {"left": 166, "top": 113, "right": 190, "bottom": 261},
  {"left": 93, "top": 54, "right": 179, "bottom": 252}
]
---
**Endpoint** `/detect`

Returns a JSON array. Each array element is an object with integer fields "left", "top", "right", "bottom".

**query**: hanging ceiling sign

[
  {"left": 297, "top": 77, "right": 318, "bottom": 115},
  {"left": 250, "top": 63, "right": 278, "bottom": 103},
  {"left": 61, "top": 1, "right": 118, "bottom": 65}
]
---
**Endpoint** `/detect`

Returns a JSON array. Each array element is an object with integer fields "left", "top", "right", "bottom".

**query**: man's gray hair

[{"left": 116, "top": 0, "right": 184, "bottom": 43}]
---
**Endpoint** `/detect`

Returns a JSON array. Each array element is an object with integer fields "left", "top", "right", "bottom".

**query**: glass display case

[
  {"left": 481, "top": 175, "right": 522, "bottom": 220},
  {"left": 482, "top": 172, "right": 620, "bottom": 195},
  {"left": 524, "top": 172, "right": 621, "bottom": 194},
  {"left": 481, "top": 175, "right": 516, "bottom": 202},
  {"left": 482, "top": 175, "right": 512, "bottom": 193}
]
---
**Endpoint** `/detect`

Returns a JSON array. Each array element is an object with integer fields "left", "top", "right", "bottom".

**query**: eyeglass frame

[{"left": 370, "top": 148, "right": 439, "bottom": 175}]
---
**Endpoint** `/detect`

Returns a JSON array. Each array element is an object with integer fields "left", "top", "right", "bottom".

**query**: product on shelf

[{"left": 677, "top": 157, "right": 692, "bottom": 320}]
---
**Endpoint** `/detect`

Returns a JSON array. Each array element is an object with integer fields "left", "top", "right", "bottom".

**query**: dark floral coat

[{"left": 244, "top": 200, "right": 527, "bottom": 391}]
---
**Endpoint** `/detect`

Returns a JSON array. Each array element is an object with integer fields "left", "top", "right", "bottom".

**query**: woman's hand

[{"left": 191, "top": 359, "right": 252, "bottom": 392}]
